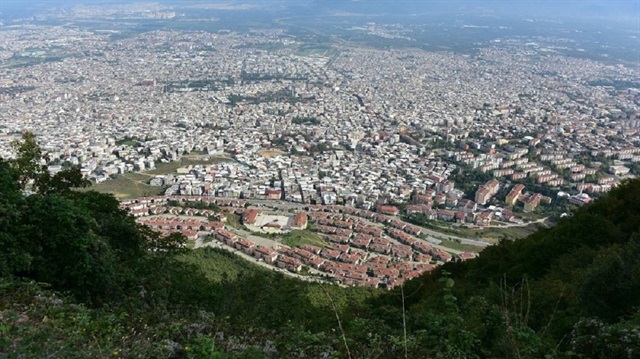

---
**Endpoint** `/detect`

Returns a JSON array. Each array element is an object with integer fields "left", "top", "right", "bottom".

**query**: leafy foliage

[{"left": 9, "top": 132, "right": 90, "bottom": 194}]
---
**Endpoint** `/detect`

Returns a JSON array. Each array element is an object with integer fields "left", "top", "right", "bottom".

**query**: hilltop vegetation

[{"left": 1, "top": 134, "right": 640, "bottom": 358}]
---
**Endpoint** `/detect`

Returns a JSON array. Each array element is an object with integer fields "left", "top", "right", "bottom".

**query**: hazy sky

[{"left": 1, "top": 0, "right": 638, "bottom": 22}]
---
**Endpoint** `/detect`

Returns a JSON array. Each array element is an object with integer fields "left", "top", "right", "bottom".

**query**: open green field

[
  {"left": 438, "top": 239, "right": 485, "bottom": 253},
  {"left": 147, "top": 156, "right": 232, "bottom": 175},
  {"left": 123, "top": 172, "right": 153, "bottom": 182},
  {"left": 89, "top": 173, "right": 165, "bottom": 199},
  {"left": 282, "top": 230, "right": 328, "bottom": 248}
]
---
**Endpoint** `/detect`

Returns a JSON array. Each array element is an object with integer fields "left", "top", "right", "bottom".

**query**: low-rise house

[
  {"left": 339, "top": 253, "right": 361, "bottom": 265},
  {"left": 234, "top": 238, "right": 256, "bottom": 254},
  {"left": 320, "top": 248, "right": 341, "bottom": 260},
  {"left": 376, "top": 205, "right": 399, "bottom": 216},
  {"left": 300, "top": 244, "right": 322, "bottom": 255},
  {"left": 254, "top": 245, "right": 278, "bottom": 263},
  {"left": 290, "top": 212, "right": 308, "bottom": 230},
  {"left": 475, "top": 211, "right": 493, "bottom": 226},
  {"left": 242, "top": 209, "right": 261, "bottom": 225},
  {"left": 215, "top": 229, "right": 238, "bottom": 245},
  {"left": 276, "top": 256, "right": 302, "bottom": 272},
  {"left": 332, "top": 244, "right": 350, "bottom": 253},
  {"left": 307, "top": 256, "right": 326, "bottom": 269}
]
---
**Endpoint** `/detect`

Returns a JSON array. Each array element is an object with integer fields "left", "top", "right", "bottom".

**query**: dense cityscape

[
  {"left": 3, "top": 1, "right": 640, "bottom": 357},
  {"left": 1, "top": 1, "right": 639, "bottom": 287}
]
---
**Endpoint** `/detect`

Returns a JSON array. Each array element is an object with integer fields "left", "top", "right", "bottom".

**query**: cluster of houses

[
  {"left": 120, "top": 195, "right": 244, "bottom": 239},
  {"left": 308, "top": 211, "right": 453, "bottom": 263},
  {"left": 119, "top": 195, "right": 479, "bottom": 289},
  {"left": 407, "top": 188, "right": 510, "bottom": 226},
  {"left": 137, "top": 216, "right": 224, "bottom": 240},
  {"left": 120, "top": 195, "right": 248, "bottom": 215},
  {"left": 211, "top": 225, "right": 442, "bottom": 289},
  {"left": 2, "top": 25, "right": 637, "bottom": 227}
]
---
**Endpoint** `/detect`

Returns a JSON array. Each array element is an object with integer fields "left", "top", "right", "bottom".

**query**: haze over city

[{"left": 2, "top": 0, "right": 640, "bottom": 358}]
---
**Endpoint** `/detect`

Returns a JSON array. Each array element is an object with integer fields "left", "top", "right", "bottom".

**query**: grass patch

[
  {"left": 89, "top": 175, "right": 165, "bottom": 199},
  {"left": 224, "top": 213, "right": 244, "bottom": 229},
  {"left": 115, "top": 139, "right": 138, "bottom": 147},
  {"left": 456, "top": 224, "right": 544, "bottom": 244},
  {"left": 123, "top": 172, "right": 153, "bottom": 182},
  {"left": 282, "top": 230, "right": 327, "bottom": 248},
  {"left": 438, "top": 239, "right": 485, "bottom": 253},
  {"left": 295, "top": 46, "right": 338, "bottom": 57},
  {"left": 146, "top": 160, "right": 193, "bottom": 175},
  {"left": 146, "top": 157, "right": 233, "bottom": 175},
  {"left": 178, "top": 247, "right": 270, "bottom": 282}
]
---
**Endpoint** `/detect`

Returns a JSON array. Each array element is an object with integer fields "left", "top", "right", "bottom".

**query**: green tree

[
  {"left": 570, "top": 311, "right": 640, "bottom": 358},
  {"left": 577, "top": 234, "right": 640, "bottom": 321},
  {"left": 19, "top": 194, "right": 117, "bottom": 303},
  {"left": 37, "top": 165, "right": 90, "bottom": 195},
  {"left": 9, "top": 131, "right": 47, "bottom": 190},
  {"left": 9, "top": 131, "right": 90, "bottom": 194},
  {"left": 0, "top": 160, "right": 30, "bottom": 276}
]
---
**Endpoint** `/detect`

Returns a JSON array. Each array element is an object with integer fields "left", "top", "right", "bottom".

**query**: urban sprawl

[{"left": 1, "top": 20, "right": 639, "bottom": 287}]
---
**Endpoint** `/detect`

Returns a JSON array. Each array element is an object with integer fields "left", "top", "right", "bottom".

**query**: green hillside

[{"left": 1, "top": 134, "right": 639, "bottom": 358}]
